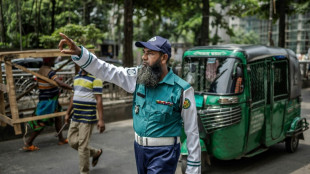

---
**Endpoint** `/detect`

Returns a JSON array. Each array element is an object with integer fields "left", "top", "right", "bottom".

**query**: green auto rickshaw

[{"left": 180, "top": 45, "right": 309, "bottom": 173}]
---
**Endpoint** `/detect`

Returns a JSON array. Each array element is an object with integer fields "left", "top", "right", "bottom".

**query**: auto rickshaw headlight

[{"left": 218, "top": 97, "right": 239, "bottom": 104}]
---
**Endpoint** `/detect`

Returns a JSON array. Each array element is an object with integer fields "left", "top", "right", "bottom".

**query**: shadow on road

[{"left": 204, "top": 143, "right": 310, "bottom": 174}]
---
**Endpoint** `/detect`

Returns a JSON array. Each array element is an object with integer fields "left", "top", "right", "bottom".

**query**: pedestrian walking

[
  {"left": 65, "top": 68, "right": 105, "bottom": 174},
  {"left": 23, "top": 57, "right": 72, "bottom": 151}
]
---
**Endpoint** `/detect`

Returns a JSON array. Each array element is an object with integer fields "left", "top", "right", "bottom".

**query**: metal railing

[{"left": 2, "top": 69, "right": 131, "bottom": 107}]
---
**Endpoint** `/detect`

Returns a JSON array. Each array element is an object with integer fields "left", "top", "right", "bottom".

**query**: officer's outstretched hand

[{"left": 58, "top": 33, "right": 82, "bottom": 56}]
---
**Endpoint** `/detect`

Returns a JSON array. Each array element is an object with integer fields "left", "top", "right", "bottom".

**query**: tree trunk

[
  {"left": 51, "top": 0, "right": 56, "bottom": 33},
  {"left": 268, "top": 0, "right": 273, "bottom": 46},
  {"left": 212, "top": 27, "right": 219, "bottom": 45},
  {"left": 38, "top": 0, "right": 42, "bottom": 33},
  {"left": 83, "top": 2, "right": 91, "bottom": 25},
  {"left": 116, "top": 4, "right": 122, "bottom": 59},
  {"left": 83, "top": 2, "right": 86, "bottom": 25},
  {"left": 16, "top": 0, "right": 22, "bottom": 50},
  {"left": 0, "top": 0, "right": 5, "bottom": 42},
  {"left": 123, "top": 0, "right": 133, "bottom": 67},
  {"left": 35, "top": 0, "right": 39, "bottom": 48},
  {"left": 200, "top": 0, "right": 209, "bottom": 46},
  {"left": 25, "top": 0, "right": 36, "bottom": 48},
  {"left": 278, "top": 0, "right": 286, "bottom": 48}
]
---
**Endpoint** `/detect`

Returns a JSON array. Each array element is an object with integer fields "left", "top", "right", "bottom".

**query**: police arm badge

[{"left": 183, "top": 98, "right": 191, "bottom": 109}]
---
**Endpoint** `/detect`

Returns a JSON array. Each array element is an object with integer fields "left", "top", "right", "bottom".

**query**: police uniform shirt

[{"left": 71, "top": 46, "right": 201, "bottom": 174}]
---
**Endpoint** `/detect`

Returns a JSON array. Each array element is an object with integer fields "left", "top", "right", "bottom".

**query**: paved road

[{"left": 1, "top": 88, "right": 310, "bottom": 174}]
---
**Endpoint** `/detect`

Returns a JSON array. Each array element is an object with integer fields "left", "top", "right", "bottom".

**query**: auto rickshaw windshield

[{"left": 183, "top": 57, "right": 243, "bottom": 94}]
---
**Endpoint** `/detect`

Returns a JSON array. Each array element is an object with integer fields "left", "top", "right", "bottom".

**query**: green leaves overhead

[
  {"left": 0, "top": 0, "right": 308, "bottom": 51},
  {"left": 231, "top": 29, "right": 259, "bottom": 44},
  {"left": 0, "top": 0, "right": 109, "bottom": 49},
  {"left": 40, "top": 24, "right": 104, "bottom": 49}
]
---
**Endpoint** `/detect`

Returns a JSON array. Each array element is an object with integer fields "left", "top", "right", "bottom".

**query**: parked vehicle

[
  {"left": 54, "top": 58, "right": 75, "bottom": 71},
  {"left": 1, "top": 58, "right": 43, "bottom": 71},
  {"left": 99, "top": 57, "right": 123, "bottom": 66},
  {"left": 180, "top": 45, "right": 309, "bottom": 173}
]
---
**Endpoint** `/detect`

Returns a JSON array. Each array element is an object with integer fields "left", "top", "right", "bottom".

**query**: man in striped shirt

[{"left": 65, "top": 69, "right": 105, "bottom": 174}]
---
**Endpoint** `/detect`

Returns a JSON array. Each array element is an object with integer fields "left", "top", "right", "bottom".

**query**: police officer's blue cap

[{"left": 135, "top": 36, "right": 171, "bottom": 59}]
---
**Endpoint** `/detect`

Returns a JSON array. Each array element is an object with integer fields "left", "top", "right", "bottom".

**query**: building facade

[{"left": 229, "top": 12, "right": 310, "bottom": 55}]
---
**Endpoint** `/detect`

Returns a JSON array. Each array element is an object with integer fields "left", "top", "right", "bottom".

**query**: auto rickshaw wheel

[
  {"left": 181, "top": 152, "right": 209, "bottom": 174},
  {"left": 285, "top": 136, "right": 299, "bottom": 153}
]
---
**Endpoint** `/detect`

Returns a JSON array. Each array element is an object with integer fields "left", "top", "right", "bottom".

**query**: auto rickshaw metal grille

[
  {"left": 198, "top": 106, "right": 242, "bottom": 133},
  {"left": 249, "top": 62, "right": 265, "bottom": 106}
]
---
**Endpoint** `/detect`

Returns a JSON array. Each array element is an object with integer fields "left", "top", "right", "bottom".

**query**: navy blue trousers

[{"left": 134, "top": 140, "right": 180, "bottom": 174}]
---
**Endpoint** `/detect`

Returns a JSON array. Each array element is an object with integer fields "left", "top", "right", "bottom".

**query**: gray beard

[{"left": 137, "top": 61, "right": 162, "bottom": 88}]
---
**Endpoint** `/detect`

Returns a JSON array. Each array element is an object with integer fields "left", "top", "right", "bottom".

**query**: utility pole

[
  {"left": 200, "top": 0, "right": 210, "bottom": 46},
  {"left": 268, "top": 0, "right": 274, "bottom": 46},
  {"left": 123, "top": 0, "right": 133, "bottom": 67}
]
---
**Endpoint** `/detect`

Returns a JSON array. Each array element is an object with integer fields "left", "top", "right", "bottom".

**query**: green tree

[
  {"left": 231, "top": 29, "right": 259, "bottom": 44},
  {"left": 229, "top": 0, "right": 298, "bottom": 47},
  {"left": 40, "top": 24, "right": 104, "bottom": 49},
  {"left": 1, "top": 0, "right": 110, "bottom": 49},
  {"left": 293, "top": 0, "right": 310, "bottom": 14},
  {"left": 133, "top": 0, "right": 184, "bottom": 41}
]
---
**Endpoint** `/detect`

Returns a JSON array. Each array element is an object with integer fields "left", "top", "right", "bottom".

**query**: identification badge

[{"left": 135, "top": 105, "right": 140, "bottom": 114}]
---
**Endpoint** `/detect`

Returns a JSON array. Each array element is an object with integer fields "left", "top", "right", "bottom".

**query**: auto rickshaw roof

[{"left": 185, "top": 44, "right": 296, "bottom": 62}]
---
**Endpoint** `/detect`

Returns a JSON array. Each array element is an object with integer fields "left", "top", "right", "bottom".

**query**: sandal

[
  {"left": 23, "top": 145, "right": 40, "bottom": 151},
  {"left": 92, "top": 149, "right": 102, "bottom": 167},
  {"left": 58, "top": 139, "right": 68, "bottom": 145}
]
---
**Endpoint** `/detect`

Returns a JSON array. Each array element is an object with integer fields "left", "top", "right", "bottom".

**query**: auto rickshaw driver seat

[{"left": 232, "top": 66, "right": 243, "bottom": 93}]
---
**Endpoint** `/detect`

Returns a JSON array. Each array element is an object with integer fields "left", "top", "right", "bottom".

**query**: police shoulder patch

[
  {"left": 183, "top": 98, "right": 191, "bottom": 109},
  {"left": 127, "top": 68, "right": 137, "bottom": 76}
]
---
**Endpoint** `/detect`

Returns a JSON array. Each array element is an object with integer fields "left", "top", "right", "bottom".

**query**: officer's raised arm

[{"left": 58, "top": 33, "right": 137, "bottom": 93}]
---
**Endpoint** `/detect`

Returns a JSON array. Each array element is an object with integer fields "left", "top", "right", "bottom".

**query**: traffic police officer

[{"left": 59, "top": 33, "right": 201, "bottom": 174}]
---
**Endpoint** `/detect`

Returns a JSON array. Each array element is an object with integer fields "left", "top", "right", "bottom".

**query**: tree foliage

[
  {"left": 0, "top": 0, "right": 109, "bottom": 50},
  {"left": 40, "top": 24, "right": 104, "bottom": 49},
  {"left": 231, "top": 29, "right": 259, "bottom": 44},
  {"left": 292, "top": 0, "right": 310, "bottom": 14},
  {"left": 0, "top": 0, "right": 308, "bottom": 60}
]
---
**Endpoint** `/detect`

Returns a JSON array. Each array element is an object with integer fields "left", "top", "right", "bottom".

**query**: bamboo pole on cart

[
  {"left": 5, "top": 58, "right": 22, "bottom": 135},
  {"left": 3, "top": 58, "right": 71, "bottom": 109},
  {"left": 12, "top": 111, "right": 67, "bottom": 124},
  {"left": 6, "top": 61, "right": 59, "bottom": 86},
  {"left": 0, "top": 49, "right": 94, "bottom": 134}
]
